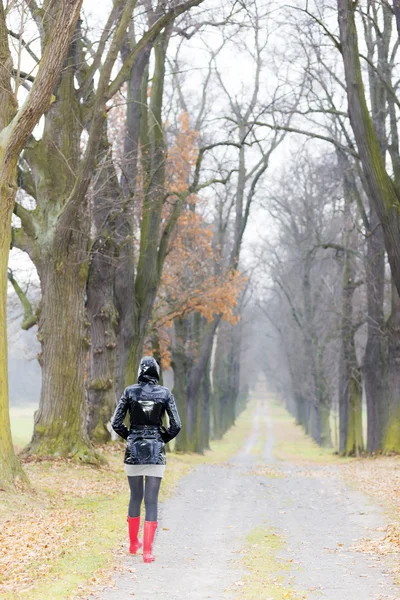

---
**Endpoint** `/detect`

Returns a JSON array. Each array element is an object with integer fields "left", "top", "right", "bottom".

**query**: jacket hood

[{"left": 137, "top": 356, "right": 160, "bottom": 383}]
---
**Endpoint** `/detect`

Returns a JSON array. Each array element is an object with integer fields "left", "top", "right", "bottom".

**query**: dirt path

[{"left": 93, "top": 404, "right": 399, "bottom": 600}]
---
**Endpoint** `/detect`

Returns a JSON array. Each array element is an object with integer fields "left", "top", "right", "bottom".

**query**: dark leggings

[{"left": 128, "top": 476, "right": 162, "bottom": 521}]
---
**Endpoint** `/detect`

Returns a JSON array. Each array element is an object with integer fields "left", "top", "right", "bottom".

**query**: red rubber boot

[
  {"left": 127, "top": 516, "right": 142, "bottom": 554},
  {"left": 143, "top": 521, "right": 158, "bottom": 563}
]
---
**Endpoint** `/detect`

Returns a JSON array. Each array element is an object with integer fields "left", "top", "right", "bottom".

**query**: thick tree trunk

[
  {"left": 319, "top": 403, "right": 332, "bottom": 449},
  {"left": 22, "top": 42, "right": 96, "bottom": 459},
  {"left": 0, "top": 180, "right": 28, "bottom": 489},
  {"left": 184, "top": 317, "right": 220, "bottom": 453},
  {"left": 114, "top": 239, "right": 135, "bottom": 396},
  {"left": 364, "top": 208, "right": 386, "bottom": 452},
  {"left": 0, "top": 0, "right": 82, "bottom": 488},
  {"left": 27, "top": 211, "right": 99, "bottom": 461},
  {"left": 337, "top": 1, "right": 400, "bottom": 296},
  {"left": 383, "top": 282, "right": 400, "bottom": 451},
  {"left": 337, "top": 165, "right": 363, "bottom": 456},
  {"left": 86, "top": 129, "right": 120, "bottom": 442},
  {"left": 338, "top": 257, "right": 363, "bottom": 455}
]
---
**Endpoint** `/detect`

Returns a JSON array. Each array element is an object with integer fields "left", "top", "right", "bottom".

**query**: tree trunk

[
  {"left": 27, "top": 208, "right": 100, "bottom": 461},
  {"left": 0, "top": 180, "right": 28, "bottom": 489},
  {"left": 172, "top": 318, "right": 191, "bottom": 451},
  {"left": 337, "top": 1, "right": 400, "bottom": 296},
  {"left": 211, "top": 323, "right": 229, "bottom": 439},
  {"left": 184, "top": 316, "right": 220, "bottom": 453},
  {"left": 201, "top": 362, "right": 211, "bottom": 451},
  {"left": 0, "top": 0, "right": 82, "bottom": 488},
  {"left": 302, "top": 258, "right": 331, "bottom": 447},
  {"left": 117, "top": 30, "right": 173, "bottom": 387},
  {"left": 364, "top": 207, "right": 386, "bottom": 452},
  {"left": 22, "top": 42, "right": 99, "bottom": 460},
  {"left": 338, "top": 256, "right": 363, "bottom": 455},
  {"left": 219, "top": 323, "right": 241, "bottom": 436},
  {"left": 383, "top": 281, "right": 400, "bottom": 451},
  {"left": 319, "top": 403, "right": 332, "bottom": 449},
  {"left": 115, "top": 46, "right": 151, "bottom": 395},
  {"left": 337, "top": 161, "right": 363, "bottom": 456},
  {"left": 295, "top": 394, "right": 307, "bottom": 429},
  {"left": 86, "top": 127, "right": 120, "bottom": 442}
]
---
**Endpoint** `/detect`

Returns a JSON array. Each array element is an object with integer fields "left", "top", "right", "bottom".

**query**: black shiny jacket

[{"left": 111, "top": 381, "right": 181, "bottom": 465}]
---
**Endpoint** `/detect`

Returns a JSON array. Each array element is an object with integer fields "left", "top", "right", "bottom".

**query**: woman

[{"left": 111, "top": 356, "right": 181, "bottom": 563}]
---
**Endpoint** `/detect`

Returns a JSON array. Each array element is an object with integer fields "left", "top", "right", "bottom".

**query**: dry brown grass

[
  {"left": 343, "top": 456, "right": 400, "bottom": 581},
  {"left": 0, "top": 402, "right": 255, "bottom": 599}
]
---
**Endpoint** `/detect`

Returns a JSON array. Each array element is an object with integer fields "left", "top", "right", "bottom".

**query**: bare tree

[
  {"left": 0, "top": 0, "right": 83, "bottom": 491},
  {"left": 11, "top": 0, "right": 204, "bottom": 460}
]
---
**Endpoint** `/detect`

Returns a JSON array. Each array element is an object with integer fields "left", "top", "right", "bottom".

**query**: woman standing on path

[{"left": 111, "top": 356, "right": 181, "bottom": 563}]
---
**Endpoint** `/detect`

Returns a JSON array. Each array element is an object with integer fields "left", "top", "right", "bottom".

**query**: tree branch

[
  {"left": 7, "top": 29, "right": 40, "bottom": 63},
  {"left": 107, "top": 0, "right": 204, "bottom": 100},
  {"left": 78, "top": 1, "right": 123, "bottom": 100},
  {"left": 7, "top": 269, "right": 37, "bottom": 330},
  {"left": 252, "top": 121, "right": 360, "bottom": 158},
  {"left": 13, "top": 202, "right": 38, "bottom": 239},
  {"left": 317, "top": 242, "right": 362, "bottom": 258},
  {"left": 4, "top": 0, "right": 83, "bottom": 163}
]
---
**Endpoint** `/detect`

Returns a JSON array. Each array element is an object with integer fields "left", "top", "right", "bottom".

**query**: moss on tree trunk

[
  {"left": 383, "top": 283, "right": 400, "bottom": 452},
  {"left": 26, "top": 223, "right": 101, "bottom": 463},
  {"left": 86, "top": 127, "right": 120, "bottom": 443},
  {"left": 364, "top": 208, "right": 386, "bottom": 452},
  {"left": 0, "top": 182, "right": 29, "bottom": 490},
  {"left": 338, "top": 211, "right": 363, "bottom": 455},
  {"left": 338, "top": 0, "right": 400, "bottom": 296}
]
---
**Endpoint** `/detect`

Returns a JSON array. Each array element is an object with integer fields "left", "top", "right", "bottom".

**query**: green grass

[
  {"left": 10, "top": 407, "right": 35, "bottom": 449},
  {"left": 175, "top": 401, "right": 255, "bottom": 467},
  {"left": 268, "top": 398, "right": 352, "bottom": 465},
  {"left": 238, "top": 525, "right": 304, "bottom": 600}
]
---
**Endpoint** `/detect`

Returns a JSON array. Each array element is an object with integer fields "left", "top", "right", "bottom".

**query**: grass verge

[
  {"left": 237, "top": 526, "right": 305, "bottom": 600},
  {"left": 268, "top": 396, "right": 351, "bottom": 466},
  {"left": 9, "top": 407, "right": 35, "bottom": 450},
  {"left": 1, "top": 401, "right": 255, "bottom": 599},
  {"left": 175, "top": 400, "right": 255, "bottom": 467}
]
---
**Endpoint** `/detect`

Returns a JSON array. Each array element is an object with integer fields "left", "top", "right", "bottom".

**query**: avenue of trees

[
  {"left": 4, "top": 0, "right": 400, "bottom": 490},
  {"left": 259, "top": 0, "right": 400, "bottom": 456},
  {"left": 1, "top": 0, "right": 277, "bottom": 490}
]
